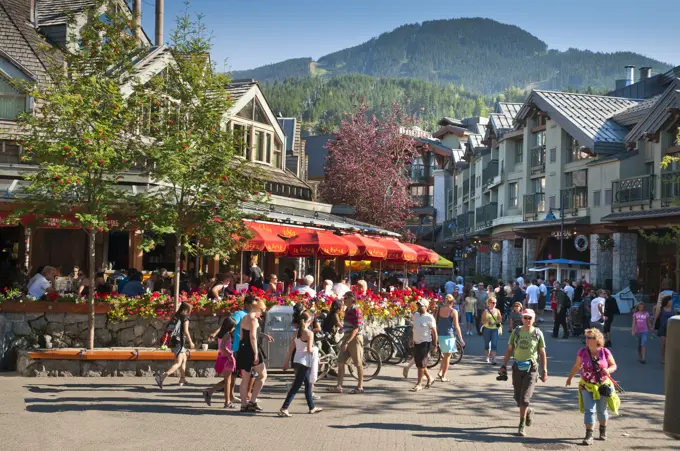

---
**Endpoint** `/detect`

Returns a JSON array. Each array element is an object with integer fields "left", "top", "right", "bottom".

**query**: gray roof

[
  {"left": 278, "top": 118, "right": 297, "bottom": 153},
  {"left": 611, "top": 95, "right": 661, "bottom": 127},
  {"left": 586, "top": 150, "right": 638, "bottom": 165},
  {"left": 601, "top": 207, "right": 680, "bottom": 222},
  {"left": 488, "top": 113, "right": 514, "bottom": 133},
  {"left": 516, "top": 90, "right": 640, "bottom": 154},
  {"left": 225, "top": 79, "right": 257, "bottom": 103},
  {"left": 468, "top": 134, "right": 485, "bottom": 150},
  {"left": 608, "top": 65, "right": 680, "bottom": 100},
  {"left": 37, "top": 0, "right": 94, "bottom": 26},
  {"left": 240, "top": 201, "right": 399, "bottom": 236},
  {"left": 626, "top": 78, "right": 680, "bottom": 143},
  {"left": 497, "top": 102, "right": 523, "bottom": 118}
]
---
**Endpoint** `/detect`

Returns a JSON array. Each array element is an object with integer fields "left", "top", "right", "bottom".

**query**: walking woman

[
  {"left": 436, "top": 294, "right": 465, "bottom": 381},
  {"left": 155, "top": 302, "right": 195, "bottom": 388},
  {"left": 279, "top": 311, "right": 323, "bottom": 416},
  {"left": 654, "top": 295, "right": 674, "bottom": 364},
  {"left": 464, "top": 288, "right": 477, "bottom": 336},
  {"left": 566, "top": 328, "right": 620, "bottom": 445},
  {"left": 632, "top": 302, "right": 652, "bottom": 363},
  {"left": 481, "top": 297, "right": 502, "bottom": 364},
  {"left": 236, "top": 295, "right": 268, "bottom": 412},
  {"left": 203, "top": 317, "right": 237, "bottom": 407}
]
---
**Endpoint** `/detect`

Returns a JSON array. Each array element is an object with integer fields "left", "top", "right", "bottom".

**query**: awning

[
  {"left": 241, "top": 221, "right": 287, "bottom": 253},
  {"left": 423, "top": 255, "right": 454, "bottom": 269},
  {"left": 407, "top": 243, "right": 439, "bottom": 265},
  {"left": 285, "top": 230, "right": 359, "bottom": 257},
  {"left": 377, "top": 238, "right": 418, "bottom": 262},
  {"left": 342, "top": 235, "right": 388, "bottom": 259}
]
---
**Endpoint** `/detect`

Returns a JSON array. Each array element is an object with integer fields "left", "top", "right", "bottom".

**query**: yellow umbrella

[{"left": 423, "top": 255, "right": 454, "bottom": 269}]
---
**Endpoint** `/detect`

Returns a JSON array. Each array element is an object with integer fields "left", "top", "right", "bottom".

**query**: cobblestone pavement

[{"left": 0, "top": 316, "right": 676, "bottom": 451}]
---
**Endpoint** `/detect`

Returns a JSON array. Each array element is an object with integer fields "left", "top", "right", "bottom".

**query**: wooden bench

[{"left": 28, "top": 349, "right": 219, "bottom": 361}]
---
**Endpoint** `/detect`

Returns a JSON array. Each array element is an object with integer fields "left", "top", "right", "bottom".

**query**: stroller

[{"left": 569, "top": 300, "right": 586, "bottom": 336}]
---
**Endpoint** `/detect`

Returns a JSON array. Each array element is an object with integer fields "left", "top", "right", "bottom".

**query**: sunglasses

[
  {"left": 585, "top": 336, "right": 596, "bottom": 340},
  {"left": 522, "top": 316, "right": 533, "bottom": 320}
]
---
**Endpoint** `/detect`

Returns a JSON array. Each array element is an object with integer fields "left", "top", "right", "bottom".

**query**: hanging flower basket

[{"left": 597, "top": 235, "right": 615, "bottom": 251}]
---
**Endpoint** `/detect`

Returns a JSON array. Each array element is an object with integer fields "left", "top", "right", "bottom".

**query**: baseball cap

[
  {"left": 522, "top": 308, "right": 536, "bottom": 318},
  {"left": 417, "top": 299, "right": 430, "bottom": 308}
]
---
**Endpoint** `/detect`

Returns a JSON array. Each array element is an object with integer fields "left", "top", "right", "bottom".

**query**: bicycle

[
  {"left": 317, "top": 333, "right": 382, "bottom": 382},
  {"left": 370, "top": 324, "right": 464, "bottom": 368}
]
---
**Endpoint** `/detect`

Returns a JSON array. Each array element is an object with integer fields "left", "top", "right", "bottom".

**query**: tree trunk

[
  {"left": 174, "top": 234, "right": 182, "bottom": 311},
  {"left": 87, "top": 229, "right": 96, "bottom": 350}
]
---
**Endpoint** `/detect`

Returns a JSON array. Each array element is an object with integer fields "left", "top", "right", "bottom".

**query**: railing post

[{"left": 664, "top": 315, "right": 680, "bottom": 439}]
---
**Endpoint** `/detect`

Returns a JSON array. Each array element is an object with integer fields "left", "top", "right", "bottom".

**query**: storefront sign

[{"left": 478, "top": 245, "right": 490, "bottom": 253}]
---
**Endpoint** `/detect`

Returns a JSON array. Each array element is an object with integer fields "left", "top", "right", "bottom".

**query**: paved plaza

[{"left": 0, "top": 316, "right": 676, "bottom": 451}]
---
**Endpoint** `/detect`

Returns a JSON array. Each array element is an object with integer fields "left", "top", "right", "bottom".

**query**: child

[
  {"left": 155, "top": 302, "right": 195, "bottom": 388},
  {"left": 509, "top": 302, "right": 523, "bottom": 330},
  {"left": 464, "top": 291, "right": 477, "bottom": 336},
  {"left": 203, "top": 317, "right": 237, "bottom": 407},
  {"left": 632, "top": 302, "right": 652, "bottom": 364}
]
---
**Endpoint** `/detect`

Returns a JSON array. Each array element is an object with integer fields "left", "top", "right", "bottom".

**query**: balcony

[
  {"left": 470, "top": 179, "right": 476, "bottom": 197},
  {"left": 661, "top": 171, "right": 680, "bottom": 207},
  {"left": 523, "top": 193, "right": 546, "bottom": 220},
  {"left": 411, "top": 195, "right": 429, "bottom": 208},
  {"left": 442, "top": 218, "right": 456, "bottom": 239},
  {"left": 451, "top": 211, "right": 475, "bottom": 237},
  {"left": 530, "top": 145, "right": 546, "bottom": 175},
  {"left": 463, "top": 178, "right": 470, "bottom": 198},
  {"left": 407, "top": 164, "right": 428, "bottom": 184},
  {"left": 612, "top": 174, "right": 655, "bottom": 209},
  {"left": 475, "top": 202, "right": 498, "bottom": 230},
  {"left": 482, "top": 159, "right": 501, "bottom": 190},
  {"left": 561, "top": 187, "right": 588, "bottom": 214}
]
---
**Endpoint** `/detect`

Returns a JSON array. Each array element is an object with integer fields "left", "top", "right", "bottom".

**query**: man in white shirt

[
  {"left": 516, "top": 274, "right": 525, "bottom": 289},
  {"left": 28, "top": 266, "right": 57, "bottom": 299},
  {"left": 404, "top": 299, "right": 437, "bottom": 391},
  {"left": 294, "top": 275, "right": 317, "bottom": 297},
  {"left": 589, "top": 290, "right": 606, "bottom": 331},
  {"left": 563, "top": 280, "right": 575, "bottom": 302},
  {"left": 537, "top": 279, "right": 548, "bottom": 322},
  {"left": 525, "top": 280, "right": 540, "bottom": 311},
  {"left": 444, "top": 280, "right": 455, "bottom": 295},
  {"left": 332, "top": 278, "right": 351, "bottom": 298}
]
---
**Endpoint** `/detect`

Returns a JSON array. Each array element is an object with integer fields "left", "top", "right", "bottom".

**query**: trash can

[
  {"left": 263, "top": 306, "right": 296, "bottom": 369},
  {"left": 664, "top": 315, "right": 680, "bottom": 439}
]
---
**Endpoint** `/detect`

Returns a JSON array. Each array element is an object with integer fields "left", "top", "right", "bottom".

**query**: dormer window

[{"left": 0, "top": 77, "right": 27, "bottom": 121}]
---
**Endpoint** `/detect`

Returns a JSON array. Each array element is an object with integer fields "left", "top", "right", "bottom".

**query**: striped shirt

[{"left": 342, "top": 306, "right": 363, "bottom": 332}]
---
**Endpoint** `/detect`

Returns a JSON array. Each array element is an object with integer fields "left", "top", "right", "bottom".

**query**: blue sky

[{"left": 140, "top": 0, "right": 678, "bottom": 71}]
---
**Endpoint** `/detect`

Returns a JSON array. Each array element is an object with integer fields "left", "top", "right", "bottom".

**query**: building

[
  {"left": 0, "top": 0, "right": 396, "bottom": 279},
  {"left": 441, "top": 65, "right": 680, "bottom": 297}
]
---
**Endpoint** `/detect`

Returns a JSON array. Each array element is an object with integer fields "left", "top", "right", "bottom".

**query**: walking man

[
  {"left": 537, "top": 279, "right": 547, "bottom": 323},
  {"left": 407, "top": 299, "right": 437, "bottom": 391},
  {"left": 498, "top": 309, "right": 548, "bottom": 437},
  {"left": 328, "top": 292, "right": 364, "bottom": 394},
  {"left": 552, "top": 282, "right": 571, "bottom": 339},
  {"left": 525, "top": 280, "right": 540, "bottom": 312},
  {"left": 475, "top": 282, "right": 488, "bottom": 335}
]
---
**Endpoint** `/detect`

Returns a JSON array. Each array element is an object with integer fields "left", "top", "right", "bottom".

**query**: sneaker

[
  {"left": 583, "top": 430, "right": 594, "bottom": 445},
  {"left": 518, "top": 424, "right": 526, "bottom": 437},
  {"left": 247, "top": 401, "right": 263, "bottom": 412},
  {"left": 485, "top": 357, "right": 490, "bottom": 364},
  {"left": 525, "top": 408, "right": 534, "bottom": 427},
  {"left": 202, "top": 390, "right": 212, "bottom": 406},
  {"left": 312, "top": 393, "right": 321, "bottom": 401}
]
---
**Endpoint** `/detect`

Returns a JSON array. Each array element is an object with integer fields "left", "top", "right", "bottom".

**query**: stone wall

[
  {"left": 502, "top": 240, "right": 522, "bottom": 281},
  {"left": 524, "top": 238, "right": 537, "bottom": 272},
  {"left": 590, "top": 234, "right": 613, "bottom": 289},
  {"left": 489, "top": 251, "right": 501, "bottom": 280},
  {"left": 613, "top": 232, "right": 638, "bottom": 292},
  {"left": 475, "top": 252, "right": 490, "bottom": 277}
]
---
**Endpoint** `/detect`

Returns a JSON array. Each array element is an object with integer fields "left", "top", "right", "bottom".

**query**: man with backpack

[{"left": 498, "top": 309, "right": 548, "bottom": 437}]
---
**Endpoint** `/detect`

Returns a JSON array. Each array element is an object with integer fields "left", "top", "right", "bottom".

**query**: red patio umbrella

[
  {"left": 377, "top": 238, "right": 418, "bottom": 262},
  {"left": 285, "top": 230, "right": 358, "bottom": 257},
  {"left": 407, "top": 243, "right": 439, "bottom": 265},
  {"left": 241, "top": 222, "right": 287, "bottom": 253},
  {"left": 342, "top": 235, "right": 388, "bottom": 260}
]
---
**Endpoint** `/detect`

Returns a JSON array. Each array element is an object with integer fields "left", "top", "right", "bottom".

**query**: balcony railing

[
  {"left": 523, "top": 193, "right": 546, "bottom": 220},
  {"left": 482, "top": 159, "right": 499, "bottom": 189},
  {"left": 530, "top": 145, "right": 546, "bottom": 174},
  {"left": 411, "top": 195, "right": 429, "bottom": 208},
  {"left": 451, "top": 211, "right": 475, "bottom": 237},
  {"left": 443, "top": 218, "right": 456, "bottom": 239},
  {"left": 661, "top": 171, "right": 680, "bottom": 207},
  {"left": 475, "top": 202, "right": 498, "bottom": 229},
  {"left": 612, "top": 174, "right": 655, "bottom": 209},
  {"left": 463, "top": 178, "right": 470, "bottom": 197},
  {"left": 561, "top": 186, "right": 588, "bottom": 214},
  {"left": 407, "top": 164, "right": 428, "bottom": 183}
]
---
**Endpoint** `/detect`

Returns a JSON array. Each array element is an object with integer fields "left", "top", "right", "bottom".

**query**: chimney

[
  {"left": 132, "top": 0, "right": 142, "bottom": 42},
  {"left": 155, "top": 0, "right": 164, "bottom": 46},
  {"left": 30, "top": 0, "right": 38, "bottom": 27},
  {"left": 625, "top": 65, "right": 635, "bottom": 86},
  {"left": 640, "top": 67, "right": 652, "bottom": 80}
]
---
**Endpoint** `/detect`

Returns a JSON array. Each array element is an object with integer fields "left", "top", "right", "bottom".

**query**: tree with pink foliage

[{"left": 321, "top": 100, "right": 420, "bottom": 233}]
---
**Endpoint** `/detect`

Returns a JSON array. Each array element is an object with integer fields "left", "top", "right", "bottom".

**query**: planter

[{"left": 0, "top": 301, "right": 111, "bottom": 314}]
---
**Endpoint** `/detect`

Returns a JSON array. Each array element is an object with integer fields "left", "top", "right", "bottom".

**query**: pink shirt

[
  {"left": 578, "top": 347, "right": 612, "bottom": 384},
  {"left": 633, "top": 312, "right": 650, "bottom": 333}
]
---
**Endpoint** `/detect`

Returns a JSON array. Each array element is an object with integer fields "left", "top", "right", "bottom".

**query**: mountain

[{"left": 232, "top": 18, "right": 672, "bottom": 94}]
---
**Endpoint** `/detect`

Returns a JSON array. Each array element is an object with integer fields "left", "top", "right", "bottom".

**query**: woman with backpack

[
  {"left": 155, "top": 302, "right": 195, "bottom": 388},
  {"left": 279, "top": 311, "right": 323, "bottom": 416},
  {"left": 202, "top": 317, "right": 237, "bottom": 408}
]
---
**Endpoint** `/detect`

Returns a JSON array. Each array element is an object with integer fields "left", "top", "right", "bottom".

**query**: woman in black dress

[{"left": 237, "top": 296, "right": 267, "bottom": 412}]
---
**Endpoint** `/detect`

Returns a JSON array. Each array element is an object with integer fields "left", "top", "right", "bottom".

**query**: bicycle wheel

[
  {"left": 427, "top": 346, "right": 441, "bottom": 369},
  {"left": 450, "top": 339, "right": 464, "bottom": 365},
  {"left": 317, "top": 352, "right": 332, "bottom": 380},
  {"left": 370, "top": 334, "right": 396, "bottom": 364},
  {"left": 348, "top": 347, "right": 382, "bottom": 382}
]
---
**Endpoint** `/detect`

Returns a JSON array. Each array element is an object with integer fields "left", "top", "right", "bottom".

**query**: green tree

[
  {"left": 136, "top": 4, "right": 264, "bottom": 307},
  {"left": 14, "top": 1, "right": 146, "bottom": 349}
]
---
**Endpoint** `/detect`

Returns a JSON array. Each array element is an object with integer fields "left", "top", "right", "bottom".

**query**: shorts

[
  {"left": 173, "top": 345, "right": 187, "bottom": 357},
  {"left": 538, "top": 294, "right": 546, "bottom": 310},
  {"left": 338, "top": 333, "right": 364, "bottom": 365},
  {"left": 603, "top": 316, "right": 614, "bottom": 333},
  {"left": 438, "top": 336, "right": 457, "bottom": 354},
  {"left": 528, "top": 303, "right": 538, "bottom": 314},
  {"left": 466, "top": 312, "right": 475, "bottom": 323},
  {"left": 413, "top": 341, "right": 432, "bottom": 368},
  {"left": 636, "top": 332, "right": 649, "bottom": 347},
  {"left": 589, "top": 321, "right": 604, "bottom": 332},
  {"left": 512, "top": 362, "right": 538, "bottom": 407},
  {"left": 658, "top": 326, "right": 667, "bottom": 338}
]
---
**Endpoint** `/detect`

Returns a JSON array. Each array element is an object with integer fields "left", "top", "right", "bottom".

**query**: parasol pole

[
  {"left": 240, "top": 250, "right": 243, "bottom": 284},
  {"left": 378, "top": 260, "right": 382, "bottom": 291}
]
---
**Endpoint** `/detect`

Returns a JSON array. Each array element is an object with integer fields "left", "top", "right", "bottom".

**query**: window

[
  {"left": 446, "top": 189, "right": 454, "bottom": 220},
  {"left": 549, "top": 195, "right": 556, "bottom": 209},
  {"left": 645, "top": 162, "right": 654, "bottom": 174},
  {"left": 566, "top": 170, "right": 587, "bottom": 187},
  {"left": 605, "top": 189, "right": 612, "bottom": 206},
  {"left": 509, "top": 182, "right": 518, "bottom": 208},
  {"left": 593, "top": 190, "right": 601, "bottom": 207},
  {"left": 534, "top": 131, "right": 546, "bottom": 148},
  {"left": 265, "top": 134, "right": 272, "bottom": 164},
  {"left": 566, "top": 135, "right": 590, "bottom": 162},
  {"left": 0, "top": 141, "right": 20, "bottom": 164},
  {"left": 0, "top": 77, "right": 27, "bottom": 120},
  {"left": 411, "top": 186, "right": 425, "bottom": 196},
  {"left": 550, "top": 148, "right": 556, "bottom": 163},
  {"left": 536, "top": 115, "right": 547, "bottom": 127},
  {"left": 253, "top": 100, "right": 268, "bottom": 125},
  {"left": 477, "top": 176, "right": 480, "bottom": 187},
  {"left": 531, "top": 177, "right": 545, "bottom": 193},
  {"left": 233, "top": 123, "right": 250, "bottom": 159},
  {"left": 236, "top": 100, "right": 254, "bottom": 120},
  {"left": 515, "top": 140, "right": 523, "bottom": 164},
  {"left": 428, "top": 185, "right": 434, "bottom": 206},
  {"left": 273, "top": 137, "right": 282, "bottom": 169}
]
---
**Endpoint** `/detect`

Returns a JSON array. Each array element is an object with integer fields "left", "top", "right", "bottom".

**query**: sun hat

[
  {"left": 522, "top": 308, "right": 536, "bottom": 318},
  {"left": 417, "top": 299, "right": 430, "bottom": 308}
]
